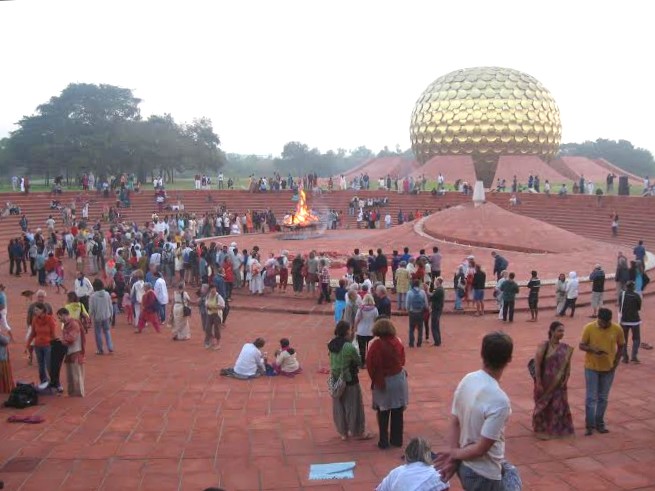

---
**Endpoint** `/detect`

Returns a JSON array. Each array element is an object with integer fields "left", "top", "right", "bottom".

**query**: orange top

[{"left": 27, "top": 314, "right": 57, "bottom": 348}]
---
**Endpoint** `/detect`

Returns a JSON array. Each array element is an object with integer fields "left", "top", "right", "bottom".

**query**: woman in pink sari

[{"left": 532, "top": 321, "right": 575, "bottom": 439}]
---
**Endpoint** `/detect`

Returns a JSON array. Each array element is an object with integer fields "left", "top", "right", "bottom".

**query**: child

[
  {"left": 123, "top": 291, "right": 133, "bottom": 325},
  {"left": 54, "top": 259, "right": 68, "bottom": 294},
  {"left": 317, "top": 260, "right": 331, "bottom": 304},
  {"left": 110, "top": 292, "right": 118, "bottom": 326},
  {"left": 272, "top": 338, "right": 302, "bottom": 376}
]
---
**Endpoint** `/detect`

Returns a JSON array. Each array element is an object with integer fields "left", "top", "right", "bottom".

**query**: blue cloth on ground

[{"left": 308, "top": 462, "right": 356, "bottom": 480}]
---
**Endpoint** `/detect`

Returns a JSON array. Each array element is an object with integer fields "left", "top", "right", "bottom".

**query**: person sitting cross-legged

[{"left": 220, "top": 338, "right": 267, "bottom": 379}]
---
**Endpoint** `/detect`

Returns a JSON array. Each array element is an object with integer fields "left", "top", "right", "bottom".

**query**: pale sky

[{"left": 1, "top": 0, "right": 652, "bottom": 156}]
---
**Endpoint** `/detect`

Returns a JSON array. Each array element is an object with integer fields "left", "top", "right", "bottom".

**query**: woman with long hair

[
  {"left": 532, "top": 321, "right": 574, "bottom": 439},
  {"left": 354, "top": 294, "right": 378, "bottom": 366}
]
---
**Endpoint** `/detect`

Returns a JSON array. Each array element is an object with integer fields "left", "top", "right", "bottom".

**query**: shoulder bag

[
  {"left": 182, "top": 292, "right": 192, "bottom": 317},
  {"left": 327, "top": 348, "right": 347, "bottom": 398},
  {"left": 618, "top": 291, "right": 625, "bottom": 325},
  {"left": 527, "top": 342, "right": 549, "bottom": 380}
]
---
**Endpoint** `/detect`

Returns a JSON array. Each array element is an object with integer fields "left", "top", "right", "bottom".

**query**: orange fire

[{"left": 283, "top": 189, "right": 320, "bottom": 227}]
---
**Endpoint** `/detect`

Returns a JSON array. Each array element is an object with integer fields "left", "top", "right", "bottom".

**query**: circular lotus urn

[{"left": 410, "top": 67, "right": 562, "bottom": 187}]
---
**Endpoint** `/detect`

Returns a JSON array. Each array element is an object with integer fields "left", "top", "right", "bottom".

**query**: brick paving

[{"left": 1, "top": 279, "right": 655, "bottom": 490}]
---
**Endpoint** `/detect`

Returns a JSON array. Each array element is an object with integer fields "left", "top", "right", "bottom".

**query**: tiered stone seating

[
  {"left": 2, "top": 188, "right": 652, "bottom": 315},
  {"left": 4, "top": 189, "right": 654, "bottom": 248}
]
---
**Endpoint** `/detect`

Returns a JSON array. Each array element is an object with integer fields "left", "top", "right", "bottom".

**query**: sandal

[
  {"left": 355, "top": 432, "right": 375, "bottom": 441},
  {"left": 641, "top": 343, "right": 653, "bottom": 350}
]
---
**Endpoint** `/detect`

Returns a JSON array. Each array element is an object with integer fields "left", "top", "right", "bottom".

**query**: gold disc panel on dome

[{"left": 410, "top": 67, "right": 562, "bottom": 186}]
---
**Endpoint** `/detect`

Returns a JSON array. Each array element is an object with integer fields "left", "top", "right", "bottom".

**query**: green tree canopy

[
  {"left": 560, "top": 138, "right": 655, "bottom": 177},
  {"left": 3, "top": 83, "right": 224, "bottom": 183}
]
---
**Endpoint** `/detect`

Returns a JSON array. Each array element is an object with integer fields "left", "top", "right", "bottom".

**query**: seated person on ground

[
  {"left": 376, "top": 437, "right": 449, "bottom": 491},
  {"left": 220, "top": 337, "right": 266, "bottom": 379},
  {"left": 272, "top": 338, "right": 302, "bottom": 376}
]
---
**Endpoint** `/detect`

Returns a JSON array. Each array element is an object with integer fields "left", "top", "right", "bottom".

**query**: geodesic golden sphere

[{"left": 410, "top": 67, "right": 562, "bottom": 185}]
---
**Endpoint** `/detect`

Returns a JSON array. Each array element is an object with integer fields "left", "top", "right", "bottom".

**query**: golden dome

[{"left": 410, "top": 67, "right": 562, "bottom": 185}]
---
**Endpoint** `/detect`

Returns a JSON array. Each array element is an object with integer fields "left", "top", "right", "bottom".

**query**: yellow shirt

[
  {"left": 581, "top": 321, "right": 625, "bottom": 372},
  {"left": 64, "top": 302, "right": 88, "bottom": 320}
]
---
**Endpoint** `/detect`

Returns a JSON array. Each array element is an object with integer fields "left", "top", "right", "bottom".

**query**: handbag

[
  {"left": 528, "top": 342, "right": 549, "bottom": 380},
  {"left": 182, "top": 293, "right": 192, "bottom": 317},
  {"left": 327, "top": 349, "right": 347, "bottom": 398}
]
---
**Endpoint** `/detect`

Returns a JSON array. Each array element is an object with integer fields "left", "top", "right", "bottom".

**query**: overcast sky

[{"left": 1, "top": 0, "right": 652, "bottom": 156}]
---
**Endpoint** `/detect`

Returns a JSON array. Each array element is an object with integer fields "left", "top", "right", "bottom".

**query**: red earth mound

[
  {"left": 342, "top": 157, "right": 419, "bottom": 180},
  {"left": 421, "top": 202, "right": 603, "bottom": 253},
  {"left": 409, "top": 155, "right": 477, "bottom": 184},
  {"left": 493, "top": 156, "right": 570, "bottom": 184}
]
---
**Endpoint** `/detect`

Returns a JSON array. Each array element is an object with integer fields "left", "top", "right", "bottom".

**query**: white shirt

[
  {"left": 131, "top": 280, "right": 145, "bottom": 303},
  {"left": 154, "top": 221, "right": 167, "bottom": 234},
  {"left": 74, "top": 277, "right": 94, "bottom": 298},
  {"left": 385, "top": 214, "right": 392, "bottom": 225},
  {"left": 376, "top": 462, "right": 448, "bottom": 491},
  {"left": 451, "top": 370, "right": 511, "bottom": 480},
  {"left": 234, "top": 343, "right": 265, "bottom": 377},
  {"left": 150, "top": 252, "right": 161, "bottom": 267},
  {"left": 154, "top": 277, "right": 169, "bottom": 305},
  {"left": 565, "top": 278, "right": 579, "bottom": 299}
]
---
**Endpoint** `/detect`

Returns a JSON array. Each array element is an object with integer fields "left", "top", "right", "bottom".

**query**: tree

[
  {"left": 4, "top": 83, "right": 224, "bottom": 183},
  {"left": 560, "top": 138, "right": 655, "bottom": 177}
]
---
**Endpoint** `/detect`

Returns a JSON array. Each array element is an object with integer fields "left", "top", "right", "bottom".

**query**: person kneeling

[
  {"left": 272, "top": 338, "right": 302, "bottom": 376},
  {"left": 220, "top": 338, "right": 266, "bottom": 379}
]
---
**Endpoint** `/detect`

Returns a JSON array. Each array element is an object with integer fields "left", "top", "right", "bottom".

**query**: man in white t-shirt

[
  {"left": 437, "top": 331, "right": 519, "bottom": 490},
  {"left": 221, "top": 338, "right": 267, "bottom": 379}
]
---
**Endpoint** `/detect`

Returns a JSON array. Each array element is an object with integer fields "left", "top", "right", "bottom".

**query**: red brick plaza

[{"left": 0, "top": 188, "right": 654, "bottom": 490}]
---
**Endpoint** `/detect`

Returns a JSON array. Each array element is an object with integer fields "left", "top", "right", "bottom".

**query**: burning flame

[{"left": 283, "top": 188, "right": 320, "bottom": 226}]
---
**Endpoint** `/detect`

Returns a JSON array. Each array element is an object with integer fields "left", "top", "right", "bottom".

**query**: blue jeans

[
  {"left": 455, "top": 293, "right": 463, "bottom": 310},
  {"left": 34, "top": 345, "right": 51, "bottom": 383},
  {"left": 94, "top": 318, "right": 114, "bottom": 353},
  {"left": 408, "top": 312, "right": 423, "bottom": 347},
  {"left": 396, "top": 292, "right": 406, "bottom": 310},
  {"left": 458, "top": 464, "right": 502, "bottom": 491},
  {"left": 622, "top": 324, "right": 641, "bottom": 360},
  {"left": 584, "top": 368, "right": 615, "bottom": 429}
]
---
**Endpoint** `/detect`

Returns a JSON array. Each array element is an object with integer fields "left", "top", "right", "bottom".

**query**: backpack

[
  {"left": 409, "top": 289, "right": 426, "bottom": 311},
  {"left": 277, "top": 256, "right": 285, "bottom": 267},
  {"left": 92, "top": 242, "right": 101, "bottom": 256},
  {"left": 162, "top": 245, "right": 173, "bottom": 263},
  {"left": 182, "top": 249, "right": 190, "bottom": 264},
  {"left": 4, "top": 382, "right": 39, "bottom": 409}
]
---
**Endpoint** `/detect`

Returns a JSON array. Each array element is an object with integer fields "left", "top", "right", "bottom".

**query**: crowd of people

[{"left": 0, "top": 172, "right": 652, "bottom": 490}]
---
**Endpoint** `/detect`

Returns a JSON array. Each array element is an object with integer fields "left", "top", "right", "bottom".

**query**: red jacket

[
  {"left": 142, "top": 290, "right": 158, "bottom": 312},
  {"left": 224, "top": 261, "right": 234, "bottom": 282},
  {"left": 27, "top": 313, "right": 57, "bottom": 348},
  {"left": 366, "top": 335, "right": 405, "bottom": 390}
]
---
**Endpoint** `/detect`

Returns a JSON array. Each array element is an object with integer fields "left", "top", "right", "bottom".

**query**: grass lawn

[{"left": 1, "top": 177, "right": 646, "bottom": 196}]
